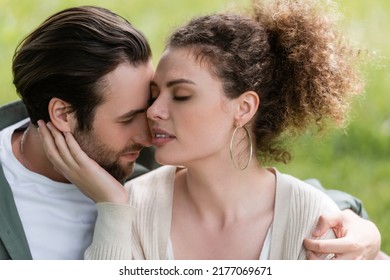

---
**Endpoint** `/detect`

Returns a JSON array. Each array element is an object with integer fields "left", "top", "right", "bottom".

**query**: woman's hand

[
  {"left": 37, "top": 120, "right": 128, "bottom": 204},
  {"left": 304, "top": 209, "right": 382, "bottom": 259}
]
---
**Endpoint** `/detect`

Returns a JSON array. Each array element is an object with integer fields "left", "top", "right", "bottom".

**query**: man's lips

[{"left": 121, "top": 150, "right": 141, "bottom": 161}]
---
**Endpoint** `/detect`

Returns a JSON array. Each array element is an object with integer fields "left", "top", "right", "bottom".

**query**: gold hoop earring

[{"left": 229, "top": 125, "right": 253, "bottom": 170}]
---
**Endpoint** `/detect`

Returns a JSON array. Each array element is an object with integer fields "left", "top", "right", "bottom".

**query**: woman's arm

[
  {"left": 84, "top": 203, "right": 135, "bottom": 259},
  {"left": 38, "top": 120, "right": 135, "bottom": 259}
]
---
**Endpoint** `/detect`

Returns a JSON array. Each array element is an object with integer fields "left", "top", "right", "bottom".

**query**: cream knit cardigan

[{"left": 85, "top": 165, "right": 339, "bottom": 260}]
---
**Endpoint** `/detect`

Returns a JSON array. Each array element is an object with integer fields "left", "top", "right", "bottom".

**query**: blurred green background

[{"left": 1, "top": 0, "right": 389, "bottom": 254}]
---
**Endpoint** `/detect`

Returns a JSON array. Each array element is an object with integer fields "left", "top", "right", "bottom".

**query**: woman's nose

[{"left": 147, "top": 96, "right": 168, "bottom": 121}]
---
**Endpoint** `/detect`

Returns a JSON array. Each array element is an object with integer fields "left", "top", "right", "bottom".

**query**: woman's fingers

[
  {"left": 62, "top": 130, "right": 98, "bottom": 169},
  {"left": 45, "top": 122, "right": 79, "bottom": 168},
  {"left": 37, "top": 120, "right": 127, "bottom": 204},
  {"left": 38, "top": 120, "right": 82, "bottom": 182},
  {"left": 37, "top": 120, "right": 67, "bottom": 170}
]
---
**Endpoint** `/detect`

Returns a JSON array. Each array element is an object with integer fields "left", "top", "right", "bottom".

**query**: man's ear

[
  {"left": 48, "top": 98, "right": 76, "bottom": 132},
  {"left": 234, "top": 91, "right": 260, "bottom": 126}
]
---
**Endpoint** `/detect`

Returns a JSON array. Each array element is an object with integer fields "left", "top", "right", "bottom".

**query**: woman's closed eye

[
  {"left": 171, "top": 87, "right": 193, "bottom": 102},
  {"left": 173, "top": 95, "right": 191, "bottom": 101}
]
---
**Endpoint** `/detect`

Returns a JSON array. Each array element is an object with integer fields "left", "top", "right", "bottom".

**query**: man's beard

[{"left": 73, "top": 128, "right": 139, "bottom": 182}]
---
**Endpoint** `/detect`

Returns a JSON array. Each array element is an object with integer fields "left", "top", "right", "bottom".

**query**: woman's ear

[
  {"left": 48, "top": 98, "right": 76, "bottom": 132},
  {"left": 234, "top": 91, "right": 259, "bottom": 125}
]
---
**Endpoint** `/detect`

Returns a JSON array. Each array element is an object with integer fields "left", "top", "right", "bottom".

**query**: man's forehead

[
  {"left": 95, "top": 95, "right": 149, "bottom": 119},
  {"left": 95, "top": 61, "right": 153, "bottom": 117}
]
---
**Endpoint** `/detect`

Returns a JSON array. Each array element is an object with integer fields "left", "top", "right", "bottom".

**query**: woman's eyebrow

[{"left": 150, "top": 79, "right": 196, "bottom": 88}]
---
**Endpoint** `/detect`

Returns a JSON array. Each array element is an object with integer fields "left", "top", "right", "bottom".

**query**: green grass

[{"left": 1, "top": 0, "right": 389, "bottom": 254}]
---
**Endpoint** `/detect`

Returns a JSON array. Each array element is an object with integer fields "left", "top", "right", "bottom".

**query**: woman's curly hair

[{"left": 167, "top": 0, "right": 364, "bottom": 163}]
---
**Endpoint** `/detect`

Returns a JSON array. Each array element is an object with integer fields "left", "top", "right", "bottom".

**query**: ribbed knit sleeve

[
  {"left": 270, "top": 171, "right": 339, "bottom": 259},
  {"left": 287, "top": 181, "right": 338, "bottom": 259},
  {"left": 84, "top": 202, "right": 136, "bottom": 260},
  {"left": 84, "top": 166, "right": 176, "bottom": 260}
]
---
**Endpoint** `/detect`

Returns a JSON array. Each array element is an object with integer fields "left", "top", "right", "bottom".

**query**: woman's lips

[{"left": 151, "top": 128, "right": 175, "bottom": 146}]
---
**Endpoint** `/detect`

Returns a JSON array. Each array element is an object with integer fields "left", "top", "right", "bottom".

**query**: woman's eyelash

[
  {"left": 173, "top": 96, "right": 191, "bottom": 101},
  {"left": 148, "top": 94, "right": 191, "bottom": 104}
]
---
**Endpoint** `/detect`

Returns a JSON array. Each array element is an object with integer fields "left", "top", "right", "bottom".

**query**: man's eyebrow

[
  {"left": 150, "top": 79, "right": 196, "bottom": 88},
  {"left": 116, "top": 108, "right": 147, "bottom": 120}
]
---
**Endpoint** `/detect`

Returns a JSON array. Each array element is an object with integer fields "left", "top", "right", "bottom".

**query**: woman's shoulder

[
  {"left": 273, "top": 169, "right": 339, "bottom": 212},
  {"left": 269, "top": 169, "right": 338, "bottom": 259},
  {"left": 276, "top": 169, "right": 327, "bottom": 197}
]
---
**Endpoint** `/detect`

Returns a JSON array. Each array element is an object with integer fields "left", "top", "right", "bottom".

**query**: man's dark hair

[{"left": 12, "top": 6, "right": 152, "bottom": 130}]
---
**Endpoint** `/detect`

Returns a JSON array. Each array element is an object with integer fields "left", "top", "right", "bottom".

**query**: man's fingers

[
  {"left": 306, "top": 250, "right": 321, "bottom": 260},
  {"left": 312, "top": 212, "right": 343, "bottom": 237},
  {"left": 304, "top": 237, "right": 359, "bottom": 255},
  {"left": 306, "top": 250, "right": 339, "bottom": 260}
]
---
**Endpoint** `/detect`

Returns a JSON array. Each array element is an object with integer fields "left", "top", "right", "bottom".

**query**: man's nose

[{"left": 134, "top": 114, "right": 152, "bottom": 147}]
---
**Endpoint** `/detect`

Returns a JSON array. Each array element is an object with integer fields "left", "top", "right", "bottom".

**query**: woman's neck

[{"left": 174, "top": 160, "right": 276, "bottom": 226}]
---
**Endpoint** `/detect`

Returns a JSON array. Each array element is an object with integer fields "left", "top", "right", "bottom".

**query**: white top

[
  {"left": 0, "top": 119, "right": 97, "bottom": 259},
  {"left": 85, "top": 165, "right": 339, "bottom": 260}
]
